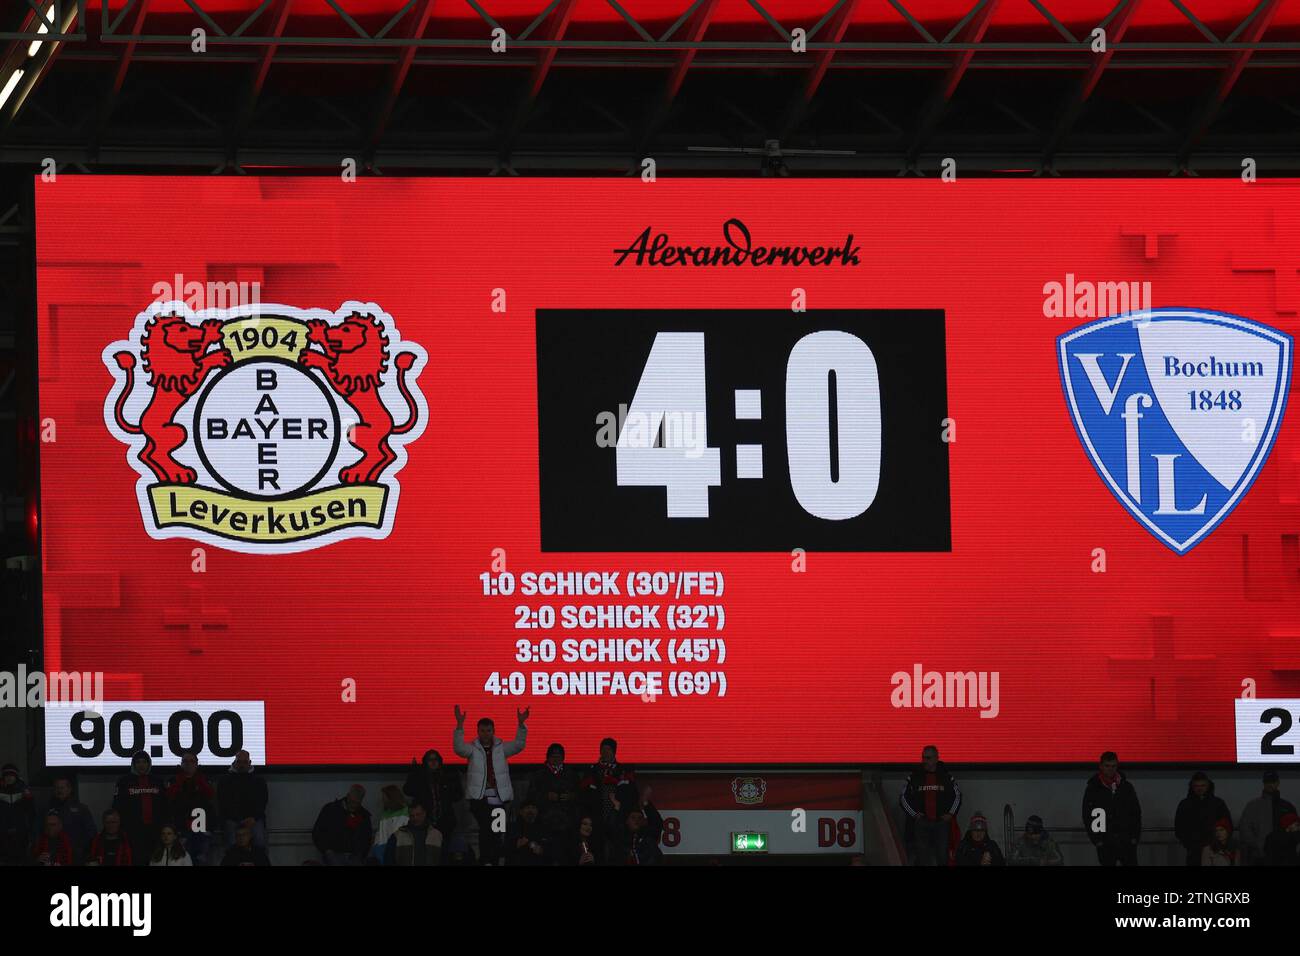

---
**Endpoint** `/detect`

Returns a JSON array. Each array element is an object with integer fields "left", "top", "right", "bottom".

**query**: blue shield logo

[{"left": 1058, "top": 308, "right": 1292, "bottom": 554}]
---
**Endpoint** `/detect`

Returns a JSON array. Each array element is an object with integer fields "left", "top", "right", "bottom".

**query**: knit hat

[
  {"left": 970, "top": 811, "right": 988, "bottom": 832},
  {"left": 1281, "top": 812, "right": 1300, "bottom": 830},
  {"left": 1214, "top": 817, "right": 1232, "bottom": 833},
  {"left": 1263, "top": 770, "right": 1280, "bottom": 784},
  {"left": 1024, "top": 815, "right": 1044, "bottom": 834},
  {"left": 1, "top": 763, "right": 17, "bottom": 776}
]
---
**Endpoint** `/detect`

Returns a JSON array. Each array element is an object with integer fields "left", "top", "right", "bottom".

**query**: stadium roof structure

[{"left": 0, "top": 1, "right": 1298, "bottom": 175}]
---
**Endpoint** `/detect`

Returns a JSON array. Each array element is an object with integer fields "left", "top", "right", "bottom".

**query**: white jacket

[{"left": 453, "top": 724, "right": 527, "bottom": 801}]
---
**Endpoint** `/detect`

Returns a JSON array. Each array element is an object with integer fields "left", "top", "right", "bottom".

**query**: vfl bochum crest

[
  {"left": 103, "top": 300, "right": 428, "bottom": 554},
  {"left": 1058, "top": 308, "right": 1291, "bottom": 554}
]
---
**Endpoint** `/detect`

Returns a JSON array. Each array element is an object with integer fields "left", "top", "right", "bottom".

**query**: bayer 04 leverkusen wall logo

[
  {"left": 1058, "top": 308, "right": 1291, "bottom": 554},
  {"left": 102, "top": 301, "right": 428, "bottom": 554}
]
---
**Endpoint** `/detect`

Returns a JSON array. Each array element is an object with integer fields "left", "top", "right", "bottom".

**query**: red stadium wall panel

[{"left": 34, "top": 176, "right": 1300, "bottom": 767}]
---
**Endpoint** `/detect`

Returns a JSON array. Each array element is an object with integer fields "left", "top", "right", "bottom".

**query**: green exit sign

[{"left": 731, "top": 831, "right": 769, "bottom": 853}]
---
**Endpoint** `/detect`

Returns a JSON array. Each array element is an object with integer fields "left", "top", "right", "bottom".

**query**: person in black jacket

[
  {"left": 218, "top": 750, "right": 269, "bottom": 850},
  {"left": 1082, "top": 751, "right": 1142, "bottom": 866},
  {"left": 0, "top": 762, "right": 35, "bottom": 865},
  {"left": 112, "top": 752, "right": 166, "bottom": 866},
  {"left": 582, "top": 737, "right": 638, "bottom": 862},
  {"left": 166, "top": 752, "right": 216, "bottom": 865},
  {"left": 562, "top": 814, "right": 602, "bottom": 866},
  {"left": 402, "top": 749, "right": 461, "bottom": 842},
  {"left": 529, "top": 743, "right": 581, "bottom": 854},
  {"left": 505, "top": 799, "right": 548, "bottom": 865},
  {"left": 37, "top": 776, "right": 96, "bottom": 865},
  {"left": 221, "top": 823, "right": 271, "bottom": 866},
  {"left": 621, "top": 786, "right": 664, "bottom": 865},
  {"left": 1174, "top": 771, "right": 1231, "bottom": 867},
  {"left": 311, "top": 784, "right": 373, "bottom": 865},
  {"left": 954, "top": 811, "right": 1005, "bottom": 867},
  {"left": 87, "top": 809, "right": 134, "bottom": 866},
  {"left": 899, "top": 745, "right": 961, "bottom": 866}
]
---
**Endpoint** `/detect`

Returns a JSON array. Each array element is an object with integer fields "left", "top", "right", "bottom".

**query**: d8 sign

[{"left": 536, "top": 310, "right": 951, "bottom": 551}]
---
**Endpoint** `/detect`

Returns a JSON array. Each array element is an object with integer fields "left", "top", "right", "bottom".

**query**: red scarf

[{"left": 34, "top": 833, "right": 73, "bottom": 866}]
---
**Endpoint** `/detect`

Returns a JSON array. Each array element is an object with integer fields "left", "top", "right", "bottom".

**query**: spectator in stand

[
  {"left": 530, "top": 743, "right": 581, "bottom": 854},
  {"left": 384, "top": 800, "right": 443, "bottom": 866},
  {"left": 563, "top": 814, "right": 601, "bottom": 866},
  {"left": 221, "top": 824, "right": 271, "bottom": 866},
  {"left": 1008, "top": 814, "right": 1063, "bottom": 866},
  {"left": 1238, "top": 771, "right": 1296, "bottom": 866},
  {"left": 899, "top": 745, "right": 961, "bottom": 867},
  {"left": 0, "top": 762, "right": 34, "bottom": 865},
  {"left": 87, "top": 809, "right": 133, "bottom": 866},
  {"left": 371, "top": 784, "right": 409, "bottom": 864},
  {"left": 1082, "top": 751, "right": 1142, "bottom": 866},
  {"left": 506, "top": 799, "right": 547, "bottom": 866},
  {"left": 583, "top": 737, "right": 637, "bottom": 862},
  {"left": 955, "top": 811, "right": 1005, "bottom": 866},
  {"left": 402, "top": 749, "right": 461, "bottom": 843},
  {"left": 1201, "top": 818, "right": 1237, "bottom": 867},
  {"left": 217, "top": 749, "right": 269, "bottom": 850},
  {"left": 312, "top": 784, "right": 373, "bottom": 865},
  {"left": 1265, "top": 811, "right": 1300, "bottom": 866},
  {"left": 31, "top": 812, "right": 75, "bottom": 866},
  {"left": 113, "top": 751, "right": 166, "bottom": 866},
  {"left": 38, "top": 775, "right": 95, "bottom": 865},
  {"left": 150, "top": 823, "right": 192, "bottom": 867},
  {"left": 621, "top": 785, "right": 664, "bottom": 865},
  {"left": 167, "top": 751, "right": 216, "bottom": 865},
  {"left": 452, "top": 704, "right": 528, "bottom": 866},
  {"left": 1175, "top": 771, "right": 1231, "bottom": 867}
]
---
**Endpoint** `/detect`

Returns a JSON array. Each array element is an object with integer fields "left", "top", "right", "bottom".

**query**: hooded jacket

[
  {"left": 1081, "top": 770, "right": 1142, "bottom": 845},
  {"left": 1174, "top": 776, "right": 1231, "bottom": 854},
  {"left": 112, "top": 757, "right": 166, "bottom": 834},
  {"left": 453, "top": 724, "right": 527, "bottom": 802}
]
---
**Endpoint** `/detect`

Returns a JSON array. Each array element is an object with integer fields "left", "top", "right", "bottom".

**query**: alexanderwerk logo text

[{"left": 613, "top": 218, "right": 861, "bottom": 268}]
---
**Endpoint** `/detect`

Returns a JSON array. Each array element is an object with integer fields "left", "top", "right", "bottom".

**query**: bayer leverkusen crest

[
  {"left": 103, "top": 301, "right": 428, "bottom": 554},
  {"left": 1058, "top": 308, "right": 1291, "bottom": 554}
]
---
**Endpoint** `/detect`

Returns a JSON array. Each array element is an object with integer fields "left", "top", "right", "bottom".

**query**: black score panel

[{"left": 536, "top": 310, "right": 950, "bottom": 551}]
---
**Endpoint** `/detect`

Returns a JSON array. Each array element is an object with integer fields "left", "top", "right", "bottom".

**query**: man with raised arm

[{"left": 453, "top": 704, "right": 528, "bottom": 865}]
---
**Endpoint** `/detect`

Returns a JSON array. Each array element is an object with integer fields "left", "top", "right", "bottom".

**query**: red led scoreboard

[{"left": 35, "top": 177, "right": 1300, "bottom": 766}]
